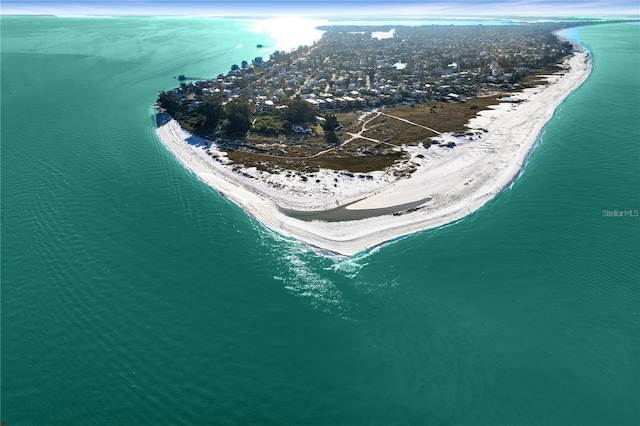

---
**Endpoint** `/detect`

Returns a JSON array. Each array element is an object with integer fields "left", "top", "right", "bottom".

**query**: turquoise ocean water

[{"left": 2, "top": 18, "right": 639, "bottom": 425}]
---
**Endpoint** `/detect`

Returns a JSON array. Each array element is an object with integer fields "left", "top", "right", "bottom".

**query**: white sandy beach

[{"left": 155, "top": 46, "right": 591, "bottom": 256}]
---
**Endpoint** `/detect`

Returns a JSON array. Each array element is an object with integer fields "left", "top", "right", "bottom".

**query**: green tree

[
  {"left": 157, "top": 90, "right": 181, "bottom": 116},
  {"left": 225, "top": 100, "right": 251, "bottom": 134},
  {"left": 322, "top": 113, "right": 340, "bottom": 131},
  {"left": 285, "top": 98, "right": 316, "bottom": 124},
  {"left": 326, "top": 131, "right": 340, "bottom": 146},
  {"left": 322, "top": 114, "right": 341, "bottom": 146},
  {"left": 253, "top": 115, "right": 284, "bottom": 135},
  {"left": 198, "top": 95, "right": 225, "bottom": 129}
]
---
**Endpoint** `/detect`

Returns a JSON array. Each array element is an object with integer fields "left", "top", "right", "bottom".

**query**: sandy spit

[{"left": 155, "top": 48, "right": 591, "bottom": 256}]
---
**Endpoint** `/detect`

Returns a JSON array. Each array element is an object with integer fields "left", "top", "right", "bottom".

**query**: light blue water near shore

[{"left": 2, "top": 18, "right": 639, "bottom": 425}]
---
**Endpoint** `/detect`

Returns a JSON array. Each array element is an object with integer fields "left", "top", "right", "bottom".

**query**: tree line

[
  {"left": 157, "top": 91, "right": 251, "bottom": 135},
  {"left": 158, "top": 90, "right": 341, "bottom": 144}
]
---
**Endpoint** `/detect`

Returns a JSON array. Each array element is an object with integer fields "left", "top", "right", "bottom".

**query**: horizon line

[{"left": 2, "top": 13, "right": 639, "bottom": 19}]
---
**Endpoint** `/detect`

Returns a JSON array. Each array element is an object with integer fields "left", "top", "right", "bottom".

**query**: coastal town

[
  {"left": 157, "top": 23, "right": 578, "bottom": 167},
  {"left": 155, "top": 21, "right": 592, "bottom": 255}
]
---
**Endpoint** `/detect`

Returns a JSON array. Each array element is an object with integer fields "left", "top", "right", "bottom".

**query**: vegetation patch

[{"left": 226, "top": 147, "right": 405, "bottom": 173}]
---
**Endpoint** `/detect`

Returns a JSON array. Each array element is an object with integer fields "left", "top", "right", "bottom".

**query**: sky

[{"left": 2, "top": 0, "right": 639, "bottom": 17}]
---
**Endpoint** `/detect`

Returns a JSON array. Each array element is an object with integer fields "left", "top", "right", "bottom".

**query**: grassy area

[
  {"left": 353, "top": 96, "right": 505, "bottom": 147},
  {"left": 390, "top": 97, "right": 504, "bottom": 134},
  {"left": 218, "top": 95, "right": 508, "bottom": 173}
]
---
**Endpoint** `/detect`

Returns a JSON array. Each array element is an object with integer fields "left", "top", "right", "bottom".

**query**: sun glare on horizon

[{"left": 247, "top": 18, "right": 329, "bottom": 51}]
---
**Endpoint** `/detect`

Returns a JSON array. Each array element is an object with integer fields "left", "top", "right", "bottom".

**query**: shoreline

[{"left": 155, "top": 43, "right": 591, "bottom": 257}]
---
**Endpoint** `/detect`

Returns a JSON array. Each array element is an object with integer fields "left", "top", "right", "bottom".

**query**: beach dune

[{"left": 155, "top": 46, "right": 591, "bottom": 256}]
